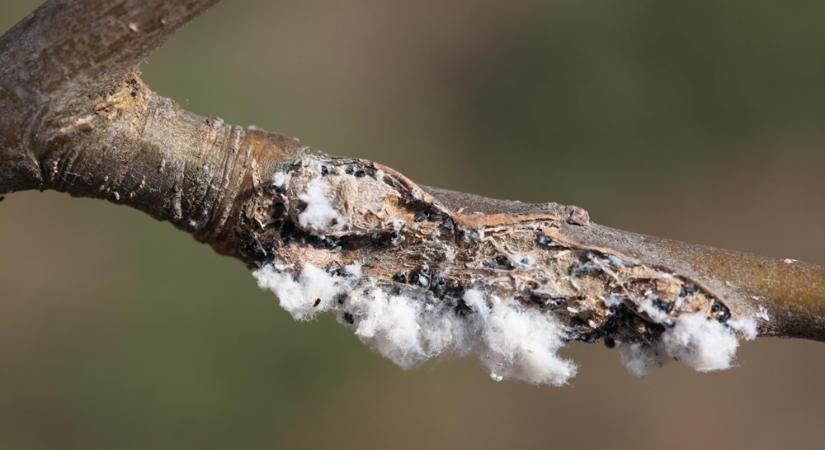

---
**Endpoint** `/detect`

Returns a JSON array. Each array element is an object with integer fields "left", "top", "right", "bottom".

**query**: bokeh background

[{"left": 3, "top": 0, "right": 825, "bottom": 449}]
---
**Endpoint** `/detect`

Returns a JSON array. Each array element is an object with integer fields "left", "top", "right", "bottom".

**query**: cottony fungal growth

[{"left": 244, "top": 149, "right": 768, "bottom": 386}]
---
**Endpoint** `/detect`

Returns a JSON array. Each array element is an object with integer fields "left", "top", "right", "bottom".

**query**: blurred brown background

[{"left": 3, "top": 1, "right": 825, "bottom": 449}]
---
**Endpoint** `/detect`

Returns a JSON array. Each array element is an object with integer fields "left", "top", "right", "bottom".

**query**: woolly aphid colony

[
  {"left": 253, "top": 167, "right": 766, "bottom": 386},
  {"left": 255, "top": 262, "right": 576, "bottom": 385}
]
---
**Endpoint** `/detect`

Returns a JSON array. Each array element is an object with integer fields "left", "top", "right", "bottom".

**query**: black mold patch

[
  {"left": 430, "top": 275, "right": 464, "bottom": 300},
  {"left": 604, "top": 337, "right": 616, "bottom": 349},
  {"left": 680, "top": 283, "right": 698, "bottom": 297},
  {"left": 393, "top": 271, "right": 408, "bottom": 283},
  {"left": 710, "top": 300, "right": 731, "bottom": 322},
  {"left": 410, "top": 263, "right": 431, "bottom": 288},
  {"left": 336, "top": 293, "right": 347, "bottom": 305},
  {"left": 650, "top": 297, "right": 674, "bottom": 314},
  {"left": 412, "top": 204, "right": 444, "bottom": 223},
  {"left": 495, "top": 255, "right": 515, "bottom": 270},
  {"left": 454, "top": 298, "right": 472, "bottom": 316},
  {"left": 441, "top": 217, "right": 456, "bottom": 234},
  {"left": 568, "top": 304, "right": 666, "bottom": 344}
]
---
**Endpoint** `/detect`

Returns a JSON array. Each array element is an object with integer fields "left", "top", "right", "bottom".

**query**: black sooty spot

[
  {"left": 536, "top": 233, "right": 551, "bottom": 246},
  {"left": 393, "top": 271, "right": 408, "bottom": 283},
  {"left": 454, "top": 299, "right": 472, "bottom": 317},
  {"left": 441, "top": 217, "right": 455, "bottom": 234},
  {"left": 710, "top": 300, "right": 731, "bottom": 322},
  {"left": 651, "top": 298, "right": 674, "bottom": 314},
  {"left": 494, "top": 255, "right": 515, "bottom": 270}
]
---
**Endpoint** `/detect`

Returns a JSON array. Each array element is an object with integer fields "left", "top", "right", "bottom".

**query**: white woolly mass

[
  {"left": 727, "top": 316, "right": 758, "bottom": 340},
  {"left": 661, "top": 313, "right": 740, "bottom": 372},
  {"left": 636, "top": 296, "right": 672, "bottom": 324},
  {"left": 253, "top": 263, "right": 343, "bottom": 320},
  {"left": 603, "top": 294, "right": 624, "bottom": 309},
  {"left": 725, "top": 305, "right": 768, "bottom": 341},
  {"left": 254, "top": 263, "right": 575, "bottom": 385},
  {"left": 254, "top": 263, "right": 762, "bottom": 385},
  {"left": 346, "top": 288, "right": 471, "bottom": 368},
  {"left": 619, "top": 343, "right": 663, "bottom": 377},
  {"left": 619, "top": 312, "right": 759, "bottom": 377},
  {"left": 352, "top": 289, "right": 423, "bottom": 365},
  {"left": 271, "top": 172, "right": 290, "bottom": 189},
  {"left": 298, "top": 179, "right": 345, "bottom": 233},
  {"left": 463, "top": 290, "right": 576, "bottom": 385}
]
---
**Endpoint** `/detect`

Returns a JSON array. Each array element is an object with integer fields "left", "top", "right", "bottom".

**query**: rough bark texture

[{"left": 2, "top": 0, "right": 825, "bottom": 343}]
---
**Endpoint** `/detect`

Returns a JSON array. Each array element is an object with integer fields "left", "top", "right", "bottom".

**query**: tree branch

[
  {"left": 2, "top": 0, "right": 824, "bottom": 366},
  {"left": 0, "top": 0, "right": 217, "bottom": 93}
]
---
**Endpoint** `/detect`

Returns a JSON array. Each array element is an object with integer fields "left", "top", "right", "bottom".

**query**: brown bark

[{"left": 2, "top": 0, "right": 824, "bottom": 343}]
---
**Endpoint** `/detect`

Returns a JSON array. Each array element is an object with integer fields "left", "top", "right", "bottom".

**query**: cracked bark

[{"left": 2, "top": 0, "right": 824, "bottom": 345}]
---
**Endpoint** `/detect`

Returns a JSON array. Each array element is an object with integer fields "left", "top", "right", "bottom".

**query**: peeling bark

[{"left": 2, "top": 0, "right": 825, "bottom": 347}]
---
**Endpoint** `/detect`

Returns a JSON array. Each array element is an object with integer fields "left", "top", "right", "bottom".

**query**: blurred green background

[{"left": 3, "top": 1, "right": 825, "bottom": 449}]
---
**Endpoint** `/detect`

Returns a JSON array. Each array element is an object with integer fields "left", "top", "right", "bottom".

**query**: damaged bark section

[
  {"left": 6, "top": 0, "right": 824, "bottom": 386},
  {"left": 237, "top": 152, "right": 743, "bottom": 350}
]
